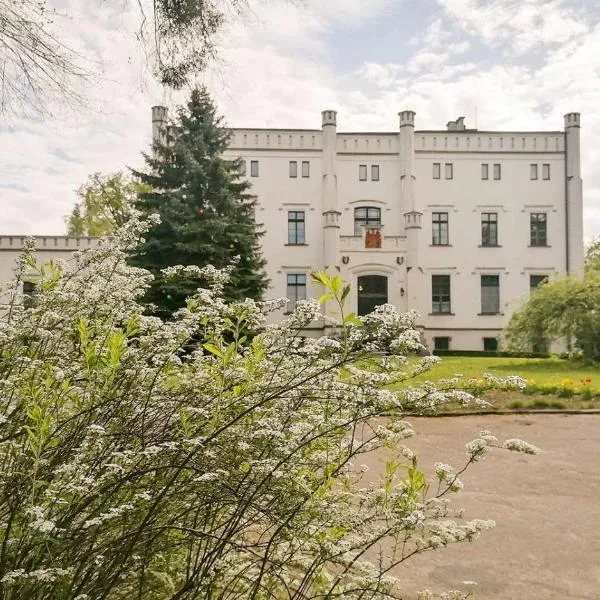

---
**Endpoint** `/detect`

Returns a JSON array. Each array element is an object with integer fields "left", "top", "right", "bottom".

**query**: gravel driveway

[{"left": 368, "top": 414, "right": 600, "bottom": 600}]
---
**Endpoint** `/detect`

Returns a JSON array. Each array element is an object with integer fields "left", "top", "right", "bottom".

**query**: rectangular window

[
  {"left": 445, "top": 163, "right": 453, "bottom": 180},
  {"left": 481, "top": 163, "right": 489, "bottom": 180},
  {"left": 302, "top": 161, "right": 310, "bottom": 178},
  {"left": 287, "top": 211, "right": 305, "bottom": 244},
  {"left": 239, "top": 160, "right": 246, "bottom": 176},
  {"left": 433, "top": 163, "right": 441, "bottom": 179},
  {"left": 481, "top": 212, "right": 498, "bottom": 246},
  {"left": 432, "top": 212, "right": 449, "bottom": 245},
  {"left": 286, "top": 274, "right": 307, "bottom": 311},
  {"left": 493, "top": 163, "right": 501, "bottom": 180},
  {"left": 371, "top": 164, "right": 380, "bottom": 181},
  {"left": 354, "top": 207, "right": 381, "bottom": 236},
  {"left": 530, "top": 274, "right": 548, "bottom": 293},
  {"left": 250, "top": 160, "right": 259, "bottom": 177},
  {"left": 481, "top": 275, "right": 500, "bottom": 314},
  {"left": 483, "top": 337, "right": 498, "bottom": 351},
  {"left": 359, "top": 165, "right": 367, "bottom": 181},
  {"left": 23, "top": 280, "right": 37, "bottom": 309},
  {"left": 530, "top": 164, "right": 538, "bottom": 180},
  {"left": 289, "top": 161, "right": 297, "bottom": 178},
  {"left": 530, "top": 212, "right": 547, "bottom": 246},
  {"left": 431, "top": 275, "right": 451, "bottom": 314},
  {"left": 434, "top": 336, "right": 450, "bottom": 351},
  {"left": 543, "top": 163, "right": 551, "bottom": 180}
]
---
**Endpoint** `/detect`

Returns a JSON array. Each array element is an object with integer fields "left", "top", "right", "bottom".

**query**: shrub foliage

[{"left": 0, "top": 217, "right": 536, "bottom": 599}]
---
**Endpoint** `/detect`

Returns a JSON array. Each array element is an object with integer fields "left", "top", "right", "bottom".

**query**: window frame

[
  {"left": 445, "top": 163, "right": 453, "bottom": 180},
  {"left": 432, "top": 163, "right": 441, "bottom": 179},
  {"left": 480, "top": 274, "right": 500, "bottom": 315},
  {"left": 483, "top": 337, "right": 498, "bottom": 351},
  {"left": 354, "top": 206, "right": 381, "bottom": 236},
  {"left": 287, "top": 211, "right": 306, "bottom": 245},
  {"left": 530, "top": 274, "right": 548, "bottom": 293},
  {"left": 359, "top": 165, "right": 367, "bottom": 181},
  {"left": 371, "top": 164, "right": 380, "bottom": 181},
  {"left": 239, "top": 160, "right": 246, "bottom": 176},
  {"left": 530, "top": 212, "right": 548, "bottom": 246},
  {"left": 286, "top": 273, "right": 307, "bottom": 312},
  {"left": 542, "top": 163, "right": 551, "bottom": 180},
  {"left": 434, "top": 336, "right": 450, "bottom": 351},
  {"left": 431, "top": 274, "right": 451, "bottom": 314},
  {"left": 432, "top": 211, "right": 449, "bottom": 246},
  {"left": 481, "top": 212, "right": 498, "bottom": 246},
  {"left": 481, "top": 163, "right": 489, "bottom": 180},
  {"left": 530, "top": 164, "right": 538, "bottom": 180},
  {"left": 289, "top": 160, "right": 298, "bottom": 178},
  {"left": 493, "top": 163, "right": 501, "bottom": 180},
  {"left": 301, "top": 161, "right": 310, "bottom": 178},
  {"left": 250, "top": 160, "right": 259, "bottom": 177}
]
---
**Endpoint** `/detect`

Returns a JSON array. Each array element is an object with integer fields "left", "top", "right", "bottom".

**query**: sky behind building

[{"left": 1, "top": 0, "right": 599, "bottom": 239}]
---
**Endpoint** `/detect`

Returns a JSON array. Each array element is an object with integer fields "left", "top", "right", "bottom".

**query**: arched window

[
  {"left": 357, "top": 275, "right": 388, "bottom": 316},
  {"left": 354, "top": 207, "right": 381, "bottom": 236}
]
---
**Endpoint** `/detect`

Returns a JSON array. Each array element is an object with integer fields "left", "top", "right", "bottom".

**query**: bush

[
  {"left": 0, "top": 218, "right": 539, "bottom": 599},
  {"left": 531, "top": 399, "right": 551, "bottom": 408},
  {"left": 508, "top": 400, "right": 525, "bottom": 409},
  {"left": 549, "top": 401, "right": 566, "bottom": 409}
]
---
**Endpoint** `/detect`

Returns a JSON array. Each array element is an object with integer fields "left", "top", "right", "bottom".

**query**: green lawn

[
  {"left": 406, "top": 356, "right": 600, "bottom": 411},
  {"left": 413, "top": 356, "right": 599, "bottom": 387}
]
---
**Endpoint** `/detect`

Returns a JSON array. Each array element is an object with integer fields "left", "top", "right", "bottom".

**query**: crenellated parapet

[
  {"left": 416, "top": 131, "right": 565, "bottom": 153},
  {"left": 0, "top": 236, "right": 103, "bottom": 251},
  {"left": 228, "top": 129, "right": 323, "bottom": 151}
]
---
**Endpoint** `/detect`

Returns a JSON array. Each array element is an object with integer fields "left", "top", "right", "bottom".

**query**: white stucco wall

[
  {"left": 0, "top": 110, "right": 582, "bottom": 352},
  {"left": 222, "top": 112, "right": 583, "bottom": 351}
]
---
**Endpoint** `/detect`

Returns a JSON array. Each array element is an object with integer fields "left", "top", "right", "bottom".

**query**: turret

[
  {"left": 321, "top": 110, "right": 340, "bottom": 272},
  {"left": 564, "top": 112, "right": 583, "bottom": 275},
  {"left": 399, "top": 110, "right": 423, "bottom": 315},
  {"left": 151, "top": 105, "right": 168, "bottom": 147}
]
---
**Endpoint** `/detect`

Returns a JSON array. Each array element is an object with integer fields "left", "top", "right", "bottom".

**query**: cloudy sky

[{"left": 1, "top": 0, "right": 599, "bottom": 239}]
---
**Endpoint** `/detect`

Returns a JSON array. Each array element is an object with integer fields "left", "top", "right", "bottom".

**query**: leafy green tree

[
  {"left": 584, "top": 238, "right": 600, "bottom": 274},
  {"left": 505, "top": 243, "right": 600, "bottom": 361},
  {"left": 131, "top": 87, "right": 267, "bottom": 316},
  {"left": 66, "top": 172, "right": 150, "bottom": 237}
]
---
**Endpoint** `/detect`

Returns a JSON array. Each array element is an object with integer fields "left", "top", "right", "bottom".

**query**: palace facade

[
  {"left": 158, "top": 106, "right": 581, "bottom": 351},
  {"left": 0, "top": 108, "right": 583, "bottom": 352}
]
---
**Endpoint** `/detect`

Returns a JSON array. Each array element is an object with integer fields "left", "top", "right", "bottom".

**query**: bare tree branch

[{"left": 0, "top": 0, "right": 91, "bottom": 117}]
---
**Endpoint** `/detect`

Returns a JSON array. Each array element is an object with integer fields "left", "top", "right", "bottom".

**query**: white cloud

[
  {"left": 1, "top": 0, "right": 599, "bottom": 244},
  {"left": 437, "top": 0, "right": 590, "bottom": 55}
]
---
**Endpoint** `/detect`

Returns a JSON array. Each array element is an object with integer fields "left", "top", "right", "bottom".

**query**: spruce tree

[{"left": 131, "top": 87, "right": 267, "bottom": 317}]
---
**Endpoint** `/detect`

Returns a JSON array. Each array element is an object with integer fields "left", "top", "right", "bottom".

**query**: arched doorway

[{"left": 357, "top": 275, "right": 388, "bottom": 316}]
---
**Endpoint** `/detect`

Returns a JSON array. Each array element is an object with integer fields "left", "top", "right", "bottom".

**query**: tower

[
  {"left": 564, "top": 112, "right": 584, "bottom": 275},
  {"left": 151, "top": 106, "right": 168, "bottom": 147},
  {"left": 399, "top": 110, "right": 424, "bottom": 316},
  {"left": 321, "top": 110, "right": 340, "bottom": 273}
]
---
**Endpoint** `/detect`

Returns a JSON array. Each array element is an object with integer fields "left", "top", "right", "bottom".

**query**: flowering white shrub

[{"left": 0, "top": 217, "right": 537, "bottom": 599}]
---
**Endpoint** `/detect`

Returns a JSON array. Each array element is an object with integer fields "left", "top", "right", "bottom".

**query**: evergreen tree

[{"left": 131, "top": 88, "right": 267, "bottom": 316}]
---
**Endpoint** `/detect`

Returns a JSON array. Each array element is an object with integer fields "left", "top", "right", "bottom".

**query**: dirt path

[{"left": 369, "top": 414, "right": 600, "bottom": 600}]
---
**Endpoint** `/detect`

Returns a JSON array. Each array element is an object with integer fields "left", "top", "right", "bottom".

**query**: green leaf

[{"left": 202, "top": 342, "right": 223, "bottom": 358}]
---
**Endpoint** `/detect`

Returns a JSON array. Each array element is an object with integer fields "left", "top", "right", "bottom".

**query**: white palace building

[
  {"left": 0, "top": 108, "right": 583, "bottom": 352},
  {"left": 199, "top": 107, "right": 582, "bottom": 351}
]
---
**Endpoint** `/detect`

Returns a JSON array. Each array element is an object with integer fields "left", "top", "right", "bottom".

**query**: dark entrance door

[{"left": 357, "top": 275, "right": 388, "bottom": 316}]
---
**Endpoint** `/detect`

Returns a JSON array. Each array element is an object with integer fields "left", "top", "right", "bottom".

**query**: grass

[
  {"left": 406, "top": 356, "right": 600, "bottom": 412},
  {"left": 410, "top": 356, "right": 598, "bottom": 387}
]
